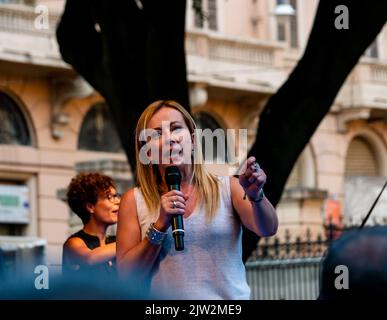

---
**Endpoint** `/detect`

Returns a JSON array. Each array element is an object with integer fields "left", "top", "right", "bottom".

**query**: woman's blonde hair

[{"left": 135, "top": 100, "right": 220, "bottom": 221}]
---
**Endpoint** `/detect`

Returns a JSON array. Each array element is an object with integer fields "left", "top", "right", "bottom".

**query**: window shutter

[{"left": 345, "top": 137, "right": 377, "bottom": 176}]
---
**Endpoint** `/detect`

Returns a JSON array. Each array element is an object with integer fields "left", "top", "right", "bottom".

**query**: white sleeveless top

[{"left": 134, "top": 175, "right": 251, "bottom": 300}]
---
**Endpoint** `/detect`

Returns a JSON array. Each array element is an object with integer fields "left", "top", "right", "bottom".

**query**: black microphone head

[{"left": 165, "top": 166, "right": 182, "bottom": 187}]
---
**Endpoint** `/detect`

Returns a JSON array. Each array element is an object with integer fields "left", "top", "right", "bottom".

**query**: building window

[
  {"left": 345, "top": 137, "right": 377, "bottom": 177},
  {"left": 274, "top": 0, "right": 298, "bottom": 48},
  {"left": 193, "top": 0, "right": 218, "bottom": 31},
  {"left": 289, "top": 0, "right": 298, "bottom": 48},
  {"left": 78, "top": 103, "right": 123, "bottom": 153},
  {"left": 193, "top": 0, "right": 204, "bottom": 28},
  {"left": 194, "top": 112, "right": 228, "bottom": 163},
  {"left": 364, "top": 40, "right": 379, "bottom": 58},
  {"left": 208, "top": 0, "right": 218, "bottom": 31},
  {"left": 0, "top": 91, "right": 32, "bottom": 146},
  {"left": 275, "top": 0, "right": 297, "bottom": 46},
  {"left": 277, "top": 23, "right": 286, "bottom": 41},
  {"left": 344, "top": 136, "right": 386, "bottom": 224}
]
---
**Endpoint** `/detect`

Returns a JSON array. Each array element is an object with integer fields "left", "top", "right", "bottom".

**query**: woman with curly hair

[{"left": 62, "top": 172, "right": 120, "bottom": 278}]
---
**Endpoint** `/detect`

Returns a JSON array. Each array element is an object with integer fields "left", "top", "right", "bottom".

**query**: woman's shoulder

[
  {"left": 121, "top": 187, "right": 137, "bottom": 202},
  {"left": 64, "top": 229, "right": 85, "bottom": 244},
  {"left": 215, "top": 175, "right": 242, "bottom": 200},
  {"left": 214, "top": 175, "right": 232, "bottom": 186},
  {"left": 213, "top": 175, "right": 233, "bottom": 196},
  {"left": 119, "top": 188, "right": 137, "bottom": 212},
  {"left": 63, "top": 233, "right": 87, "bottom": 251}
]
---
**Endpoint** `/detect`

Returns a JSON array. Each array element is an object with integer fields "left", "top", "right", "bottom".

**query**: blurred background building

[{"left": 0, "top": 0, "right": 386, "bottom": 282}]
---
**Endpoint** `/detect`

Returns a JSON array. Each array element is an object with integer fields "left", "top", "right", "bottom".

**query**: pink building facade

[{"left": 0, "top": 0, "right": 386, "bottom": 273}]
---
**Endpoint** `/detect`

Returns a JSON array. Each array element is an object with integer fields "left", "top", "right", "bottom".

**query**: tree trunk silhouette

[
  {"left": 56, "top": 0, "right": 189, "bottom": 170},
  {"left": 243, "top": 0, "right": 387, "bottom": 260},
  {"left": 56, "top": 0, "right": 387, "bottom": 261}
]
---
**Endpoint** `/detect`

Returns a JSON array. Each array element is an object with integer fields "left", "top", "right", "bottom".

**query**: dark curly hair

[{"left": 66, "top": 172, "right": 116, "bottom": 224}]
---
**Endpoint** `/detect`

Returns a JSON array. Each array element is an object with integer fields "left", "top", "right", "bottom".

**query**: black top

[{"left": 62, "top": 229, "right": 116, "bottom": 279}]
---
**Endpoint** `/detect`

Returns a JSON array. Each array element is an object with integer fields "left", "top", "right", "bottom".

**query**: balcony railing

[
  {"left": 186, "top": 30, "right": 281, "bottom": 67},
  {"left": 209, "top": 39, "right": 274, "bottom": 66},
  {"left": 185, "top": 30, "right": 286, "bottom": 91},
  {"left": 351, "top": 58, "right": 387, "bottom": 84},
  {"left": 335, "top": 58, "right": 387, "bottom": 112},
  {"left": 0, "top": 4, "right": 59, "bottom": 35},
  {"left": 1, "top": 6, "right": 283, "bottom": 75},
  {"left": 1, "top": 4, "right": 386, "bottom": 98},
  {"left": 370, "top": 63, "right": 387, "bottom": 83},
  {"left": 0, "top": 4, "right": 65, "bottom": 67}
]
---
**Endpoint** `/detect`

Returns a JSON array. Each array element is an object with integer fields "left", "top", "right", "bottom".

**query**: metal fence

[
  {"left": 246, "top": 257, "right": 322, "bottom": 300},
  {"left": 245, "top": 219, "right": 387, "bottom": 300}
]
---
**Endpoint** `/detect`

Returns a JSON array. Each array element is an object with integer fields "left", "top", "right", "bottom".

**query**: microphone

[{"left": 165, "top": 166, "right": 184, "bottom": 251}]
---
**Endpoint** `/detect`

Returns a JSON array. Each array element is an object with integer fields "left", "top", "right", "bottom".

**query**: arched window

[
  {"left": 345, "top": 137, "right": 377, "bottom": 177},
  {"left": 0, "top": 91, "right": 32, "bottom": 146},
  {"left": 78, "top": 103, "right": 123, "bottom": 153},
  {"left": 344, "top": 135, "right": 386, "bottom": 224},
  {"left": 194, "top": 112, "right": 228, "bottom": 163}
]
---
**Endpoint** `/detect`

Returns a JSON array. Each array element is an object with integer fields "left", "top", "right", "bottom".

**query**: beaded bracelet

[{"left": 146, "top": 223, "right": 167, "bottom": 246}]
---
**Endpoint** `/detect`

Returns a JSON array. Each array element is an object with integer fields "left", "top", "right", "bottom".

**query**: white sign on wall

[{"left": 0, "top": 185, "right": 30, "bottom": 224}]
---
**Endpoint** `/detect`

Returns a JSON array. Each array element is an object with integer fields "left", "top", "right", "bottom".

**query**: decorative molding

[
  {"left": 282, "top": 187, "right": 328, "bottom": 201},
  {"left": 50, "top": 76, "right": 94, "bottom": 139},
  {"left": 337, "top": 108, "right": 372, "bottom": 133}
]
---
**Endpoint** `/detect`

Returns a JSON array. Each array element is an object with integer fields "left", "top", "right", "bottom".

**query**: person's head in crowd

[
  {"left": 62, "top": 172, "right": 119, "bottom": 278},
  {"left": 134, "top": 99, "right": 220, "bottom": 220},
  {"left": 66, "top": 172, "right": 119, "bottom": 228},
  {"left": 319, "top": 226, "right": 387, "bottom": 299}
]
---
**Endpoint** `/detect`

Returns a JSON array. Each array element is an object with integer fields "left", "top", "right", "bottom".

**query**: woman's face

[
  {"left": 88, "top": 187, "right": 120, "bottom": 225},
  {"left": 146, "top": 107, "right": 193, "bottom": 167}
]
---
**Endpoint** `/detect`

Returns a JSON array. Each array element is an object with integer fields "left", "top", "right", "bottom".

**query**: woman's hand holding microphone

[{"left": 154, "top": 190, "right": 188, "bottom": 231}]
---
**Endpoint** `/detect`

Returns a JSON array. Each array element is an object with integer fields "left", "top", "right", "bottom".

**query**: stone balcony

[
  {"left": 0, "top": 4, "right": 288, "bottom": 93},
  {"left": 185, "top": 29, "right": 288, "bottom": 94},
  {"left": 1, "top": 4, "right": 386, "bottom": 107},
  {"left": 0, "top": 4, "right": 67, "bottom": 69},
  {"left": 335, "top": 57, "right": 387, "bottom": 129}
]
